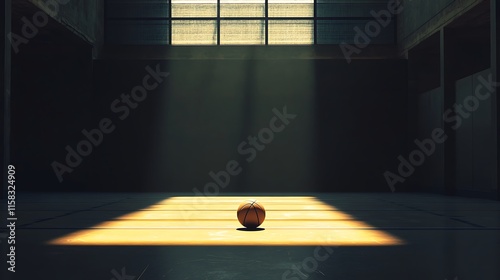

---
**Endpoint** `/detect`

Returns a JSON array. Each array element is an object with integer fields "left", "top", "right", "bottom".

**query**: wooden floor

[{"left": 2, "top": 192, "right": 500, "bottom": 280}]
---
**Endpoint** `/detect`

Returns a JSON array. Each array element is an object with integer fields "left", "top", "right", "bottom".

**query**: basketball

[{"left": 237, "top": 200, "right": 266, "bottom": 228}]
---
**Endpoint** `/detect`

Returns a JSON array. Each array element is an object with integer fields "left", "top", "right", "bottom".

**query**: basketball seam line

[
  {"left": 243, "top": 206, "right": 252, "bottom": 226},
  {"left": 243, "top": 200, "right": 257, "bottom": 227}
]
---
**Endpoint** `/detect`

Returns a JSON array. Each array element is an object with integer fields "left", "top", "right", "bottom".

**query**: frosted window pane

[
  {"left": 268, "top": 4, "right": 313, "bottom": 17},
  {"left": 220, "top": 4, "right": 265, "bottom": 17},
  {"left": 220, "top": 0, "right": 264, "bottom": 2},
  {"left": 268, "top": 0, "right": 313, "bottom": 18},
  {"left": 220, "top": 20, "right": 265, "bottom": 45},
  {"left": 172, "top": 0, "right": 217, "bottom": 18},
  {"left": 269, "top": 20, "right": 313, "bottom": 45},
  {"left": 172, "top": 20, "right": 217, "bottom": 45},
  {"left": 268, "top": 0, "right": 313, "bottom": 3}
]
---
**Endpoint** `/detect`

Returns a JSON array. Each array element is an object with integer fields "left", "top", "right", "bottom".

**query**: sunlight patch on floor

[{"left": 48, "top": 196, "right": 405, "bottom": 246}]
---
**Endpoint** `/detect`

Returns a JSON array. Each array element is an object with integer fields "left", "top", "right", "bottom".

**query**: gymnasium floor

[{"left": 2, "top": 192, "right": 500, "bottom": 280}]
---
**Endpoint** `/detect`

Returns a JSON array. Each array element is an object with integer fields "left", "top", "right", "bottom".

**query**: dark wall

[
  {"left": 399, "top": 0, "right": 455, "bottom": 39},
  {"left": 29, "top": 0, "right": 104, "bottom": 46},
  {"left": 405, "top": 2, "right": 495, "bottom": 198},
  {"left": 85, "top": 59, "right": 408, "bottom": 192},
  {"left": 455, "top": 69, "right": 497, "bottom": 195},
  {"left": 10, "top": 46, "right": 94, "bottom": 192},
  {"left": 1, "top": 1, "right": 5, "bottom": 192},
  {"left": 314, "top": 59, "right": 408, "bottom": 192},
  {"left": 414, "top": 87, "right": 445, "bottom": 192},
  {"left": 12, "top": 55, "right": 407, "bottom": 193},
  {"left": 1, "top": 1, "right": 9, "bottom": 197},
  {"left": 1, "top": 1, "right": 4, "bottom": 97}
]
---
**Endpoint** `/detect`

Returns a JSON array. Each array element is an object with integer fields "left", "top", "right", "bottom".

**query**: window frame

[{"left": 105, "top": 0, "right": 392, "bottom": 46}]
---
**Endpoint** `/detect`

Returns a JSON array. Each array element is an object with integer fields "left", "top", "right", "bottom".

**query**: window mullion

[
  {"left": 313, "top": 0, "right": 317, "bottom": 44},
  {"left": 217, "top": 0, "right": 221, "bottom": 45},
  {"left": 265, "top": 0, "right": 269, "bottom": 45},
  {"left": 169, "top": 0, "right": 172, "bottom": 45}
]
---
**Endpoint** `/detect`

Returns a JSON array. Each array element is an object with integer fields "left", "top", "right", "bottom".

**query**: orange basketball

[{"left": 237, "top": 200, "right": 266, "bottom": 228}]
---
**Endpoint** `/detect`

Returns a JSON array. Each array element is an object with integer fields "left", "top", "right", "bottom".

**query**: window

[{"left": 106, "top": 0, "right": 396, "bottom": 45}]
